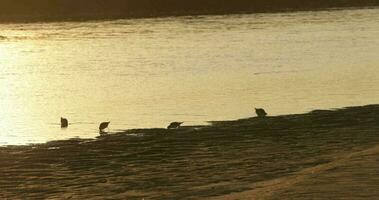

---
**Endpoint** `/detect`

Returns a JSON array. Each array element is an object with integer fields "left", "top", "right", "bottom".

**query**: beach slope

[{"left": 1, "top": 105, "right": 379, "bottom": 199}]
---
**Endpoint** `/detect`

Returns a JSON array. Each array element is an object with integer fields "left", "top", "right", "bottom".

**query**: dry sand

[{"left": 1, "top": 105, "right": 379, "bottom": 199}]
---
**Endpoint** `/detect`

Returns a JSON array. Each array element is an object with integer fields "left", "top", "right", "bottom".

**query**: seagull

[
  {"left": 167, "top": 122, "right": 183, "bottom": 129},
  {"left": 255, "top": 108, "right": 267, "bottom": 118},
  {"left": 61, "top": 117, "right": 68, "bottom": 128},
  {"left": 99, "top": 121, "right": 110, "bottom": 132}
]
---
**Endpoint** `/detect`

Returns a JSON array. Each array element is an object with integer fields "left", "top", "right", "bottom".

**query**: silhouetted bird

[
  {"left": 61, "top": 117, "right": 68, "bottom": 128},
  {"left": 99, "top": 121, "right": 110, "bottom": 132},
  {"left": 167, "top": 122, "right": 183, "bottom": 129},
  {"left": 255, "top": 108, "right": 267, "bottom": 118}
]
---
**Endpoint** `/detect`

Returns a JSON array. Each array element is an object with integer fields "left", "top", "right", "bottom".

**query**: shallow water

[{"left": 0, "top": 8, "right": 379, "bottom": 145}]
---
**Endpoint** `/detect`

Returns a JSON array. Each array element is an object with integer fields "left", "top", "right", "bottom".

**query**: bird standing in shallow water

[
  {"left": 61, "top": 117, "right": 68, "bottom": 128},
  {"left": 167, "top": 122, "right": 183, "bottom": 129},
  {"left": 99, "top": 121, "right": 110, "bottom": 133},
  {"left": 255, "top": 108, "right": 267, "bottom": 118}
]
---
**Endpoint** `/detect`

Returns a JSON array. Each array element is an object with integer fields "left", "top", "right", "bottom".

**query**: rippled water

[{"left": 0, "top": 8, "right": 378, "bottom": 145}]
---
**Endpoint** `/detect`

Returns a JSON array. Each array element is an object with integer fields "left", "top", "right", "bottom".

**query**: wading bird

[
  {"left": 255, "top": 108, "right": 267, "bottom": 118},
  {"left": 99, "top": 121, "right": 110, "bottom": 132},
  {"left": 61, "top": 117, "right": 68, "bottom": 128},
  {"left": 167, "top": 122, "right": 183, "bottom": 129}
]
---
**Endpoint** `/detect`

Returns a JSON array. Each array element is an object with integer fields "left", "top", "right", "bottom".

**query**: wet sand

[
  {"left": 213, "top": 141, "right": 379, "bottom": 200},
  {"left": 1, "top": 105, "right": 379, "bottom": 199}
]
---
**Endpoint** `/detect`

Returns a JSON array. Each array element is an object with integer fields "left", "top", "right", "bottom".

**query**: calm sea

[{"left": 0, "top": 8, "right": 378, "bottom": 145}]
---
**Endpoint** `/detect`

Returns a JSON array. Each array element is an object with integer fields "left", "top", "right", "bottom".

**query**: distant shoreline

[{"left": 0, "top": 0, "right": 378, "bottom": 23}]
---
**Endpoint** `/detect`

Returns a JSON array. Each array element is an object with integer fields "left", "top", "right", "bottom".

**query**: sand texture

[{"left": 1, "top": 105, "right": 379, "bottom": 199}]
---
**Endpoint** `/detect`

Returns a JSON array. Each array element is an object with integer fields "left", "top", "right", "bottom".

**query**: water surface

[{"left": 0, "top": 8, "right": 378, "bottom": 145}]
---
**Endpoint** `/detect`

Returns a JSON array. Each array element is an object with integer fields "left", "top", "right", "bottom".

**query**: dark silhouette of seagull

[
  {"left": 61, "top": 117, "right": 68, "bottom": 128},
  {"left": 99, "top": 121, "right": 110, "bottom": 133},
  {"left": 255, "top": 108, "right": 267, "bottom": 118},
  {"left": 167, "top": 122, "right": 183, "bottom": 129}
]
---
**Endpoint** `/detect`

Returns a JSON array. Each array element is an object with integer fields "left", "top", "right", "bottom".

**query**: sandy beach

[
  {"left": 1, "top": 104, "right": 379, "bottom": 199},
  {"left": 213, "top": 140, "right": 379, "bottom": 200}
]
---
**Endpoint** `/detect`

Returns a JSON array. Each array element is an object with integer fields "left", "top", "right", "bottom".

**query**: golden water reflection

[{"left": 0, "top": 8, "right": 379, "bottom": 145}]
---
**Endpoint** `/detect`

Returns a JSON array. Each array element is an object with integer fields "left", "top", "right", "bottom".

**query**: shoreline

[
  {"left": 2, "top": 103, "right": 378, "bottom": 148},
  {"left": 1, "top": 104, "right": 379, "bottom": 199},
  {"left": 0, "top": 2, "right": 378, "bottom": 23}
]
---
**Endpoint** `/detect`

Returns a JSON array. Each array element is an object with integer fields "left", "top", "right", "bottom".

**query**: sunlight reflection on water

[{"left": 0, "top": 8, "right": 379, "bottom": 145}]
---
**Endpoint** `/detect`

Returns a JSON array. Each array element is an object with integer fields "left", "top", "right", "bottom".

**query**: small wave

[
  {"left": 254, "top": 70, "right": 300, "bottom": 75},
  {"left": 0, "top": 35, "right": 8, "bottom": 40},
  {"left": 254, "top": 69, "right": 314, "bottom": 75}
]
